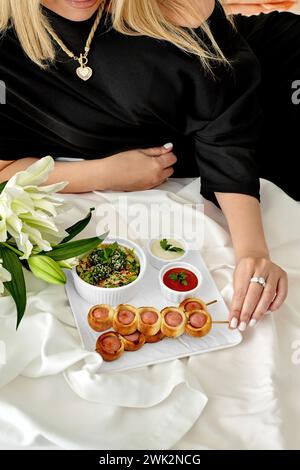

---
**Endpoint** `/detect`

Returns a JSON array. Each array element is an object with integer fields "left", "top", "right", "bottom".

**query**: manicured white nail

[
  {"left": 163, "top": 142, "right": 173, "bottom": 149},
  {"left": 238, "top": 321, "right": 247, "bottom": 332},
  {"left": 249, "top": 319, "right": 257, "bottom": 327},
  {"left": 230, "top": 317, "right": 238, "bottom": 329}
]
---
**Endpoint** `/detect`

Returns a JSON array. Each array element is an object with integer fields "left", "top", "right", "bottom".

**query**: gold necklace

[{"left": 45, "top": 1, "right": 106, "bottom": 81}]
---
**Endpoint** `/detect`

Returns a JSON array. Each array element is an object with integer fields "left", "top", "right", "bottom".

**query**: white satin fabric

[{"left": 0, "top": 178, "right": 299, "bottom": 450}]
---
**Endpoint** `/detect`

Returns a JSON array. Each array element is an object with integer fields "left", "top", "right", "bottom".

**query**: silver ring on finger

[{"left": 250, "top": 276, "right": 266, "bottom": 288}]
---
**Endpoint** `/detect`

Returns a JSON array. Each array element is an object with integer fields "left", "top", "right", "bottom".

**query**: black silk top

[{"left": 0, "top": 2, "right": 262, "bottom": 200}]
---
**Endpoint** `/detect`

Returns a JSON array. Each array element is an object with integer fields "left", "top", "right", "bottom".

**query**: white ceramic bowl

[
  {"left": 72, "top": 237, "right": 147, "bottom": 306},
  {"left": 147, "top": 236, "right": 189, "bottom": 270},
  {"left": 159, "top": 261, "right": 202, "bottom": 304}
]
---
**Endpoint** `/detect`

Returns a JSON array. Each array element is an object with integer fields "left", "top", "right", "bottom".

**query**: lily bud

[
  {"left": 28, "top": 255, "right": 66, "bottom": 285},
  {"left": 57, "top": 257, "right": 78, "bottom": 269}
]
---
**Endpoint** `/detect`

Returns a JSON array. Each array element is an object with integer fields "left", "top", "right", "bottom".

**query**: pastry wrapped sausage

[
  {"left": 179, "top": 297, "right": 208, "bottom": 313},
  {"left": 113, "top": 304, "right": 138, "bottom": 335},
  {"left": 87, "top": 304, "right": 114, "bottom": 332},
  {"left": 137, "top": 307, "right": 161, "bottom": 336},
  {"left": 185, "top": 309, "right": 212, "bottom": 337},
  {"left": 160, "top": 307, "right": 186, "bottom": 338},
  {"left": 122, "top": 331, "right": 146, "bottom": 351},
  {"left": 96, "top": 332, "right": 124, "bottom": 361},
  {"left": 145, "top": 331, "right": 165, "bottom": 343}
]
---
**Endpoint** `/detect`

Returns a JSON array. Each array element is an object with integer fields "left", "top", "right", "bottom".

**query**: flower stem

[{"left": 1, "top": 242, "right": 23, "bottom": 257}]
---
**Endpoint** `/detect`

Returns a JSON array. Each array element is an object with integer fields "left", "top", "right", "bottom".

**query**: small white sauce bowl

[
  {"left": 147, "top": 236, "right": 188, "bottom": 270},
  {"left": 159, "top": 261, "right": 202, "bottom": 304},
  {"left": 72, "top": 237, "right": 147, "bottom": 306}
]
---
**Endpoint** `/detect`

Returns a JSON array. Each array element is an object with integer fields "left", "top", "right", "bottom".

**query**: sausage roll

[
  {"left": 160, "top": 307, "right": 187, "bottom": 338},
  {"left": 87, "top": 304, "right": 114, "bottom": 332},
  {"left": 179, "top": 297, "right": 208, "bottom": 314},
  {"left": 137, "top": 307, "right": 161, "bottom": 336},
  {"left": 122, "top": 331, "right": 146, "bottom": 351},
  {"left": 185, "top": 309, "right": 212, "bottom": 337},
  {"left": 113, "top": 304, "right": 138, "bottom": 335},
  {"left": 145, "top": 331, "right": 165, "bottom": 343},
  {"left": 96, "top": 332, "right": 124, "bottom": 361}
]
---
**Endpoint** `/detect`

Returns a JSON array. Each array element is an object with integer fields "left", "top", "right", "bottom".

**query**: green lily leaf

[
  {"left": 46, "top": 231, "right": 109, "bottom": 261},
  {"left": 0, "top": 244, "right": 27, "bottom": 329},
  {"left": 62, "top": 208, "right": 95, "bottom": 243},
  {"left": 0, "top": 180, "right": 8, "bottom": 193}
]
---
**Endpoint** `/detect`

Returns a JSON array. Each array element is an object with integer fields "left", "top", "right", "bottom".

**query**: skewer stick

[
  {"left": 206, "top": 299, "right": 218, "bottom": 306},
  {"left": 212, "top": 320, "right": 229, "bottom": 324}
]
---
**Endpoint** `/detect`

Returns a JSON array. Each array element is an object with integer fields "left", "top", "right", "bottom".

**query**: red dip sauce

[{"left": 163, "top": 268, "right": 198, "bottom": 292}]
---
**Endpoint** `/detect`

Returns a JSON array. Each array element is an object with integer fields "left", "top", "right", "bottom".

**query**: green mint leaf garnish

[
  {"left": 169, "top": 272, "right": 178, "bottom": 281},
  {"left": 160, "top": 238, "right": 172, "bottom": 251},
  {"left": 160, "top": 238, "right": 184, "bottom": 253},
  {"left": 168, "top": 246, "right": 184, "bottom": 253},
  {"left": 168, "top": 271, "right": 188, "bottom": 286}
]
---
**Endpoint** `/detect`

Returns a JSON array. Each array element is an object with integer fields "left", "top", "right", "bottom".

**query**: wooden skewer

[
  {"left": 206, "top": 299, "right": 218, "bottom": 306},
  {"left": 205, "top": 300, "right": 227, "bottom": 323}
]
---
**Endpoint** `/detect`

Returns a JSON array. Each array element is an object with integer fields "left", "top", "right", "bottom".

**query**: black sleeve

[{"left": 185, "top": 22, "right": 263, "bottom": 202}]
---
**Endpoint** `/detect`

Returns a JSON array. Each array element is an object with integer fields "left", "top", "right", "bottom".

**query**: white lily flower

[
  {"left": 0, "top": 259, "right": 11, "bottom": 295},
  {"left": 0, "top": 219, "right": 7, "bottom": 243},
  {"left": 0, "top": 156, "right": 69, "bottom": 259},
  {"left": 7, "top": 155, "right": 56, "bottom": 188}
]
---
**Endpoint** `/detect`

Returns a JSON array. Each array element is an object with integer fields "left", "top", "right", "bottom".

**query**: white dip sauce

[{"left": 151, "top": 239, "right": 185, "bottom": 260}]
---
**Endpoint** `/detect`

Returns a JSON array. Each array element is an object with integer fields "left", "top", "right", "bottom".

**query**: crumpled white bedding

[{"left": 0, "top": 178, "right": 299, "bottom": 450}]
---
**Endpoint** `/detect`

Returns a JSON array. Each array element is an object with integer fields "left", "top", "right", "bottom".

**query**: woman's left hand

[{"left": 229, "top": 256, "right": 288, "bottom": 330}]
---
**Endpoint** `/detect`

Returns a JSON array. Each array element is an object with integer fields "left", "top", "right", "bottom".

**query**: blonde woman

[{"left": 0, "top": 0, "right": 296, "bottom": 330}]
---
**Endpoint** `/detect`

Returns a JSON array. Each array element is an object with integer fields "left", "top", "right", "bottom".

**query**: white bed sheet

[{"left": 0, "top": 178, "right": 299, "bottom": 450}]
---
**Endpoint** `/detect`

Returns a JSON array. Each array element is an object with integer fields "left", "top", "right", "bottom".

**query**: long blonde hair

[{"left": 0, "top": 0, "right": 230, "bottom": 70}]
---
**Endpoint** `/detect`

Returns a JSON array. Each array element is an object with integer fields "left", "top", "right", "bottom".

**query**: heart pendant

[{"left": 76, "top": 66, "right": 93, "bottom": 81}]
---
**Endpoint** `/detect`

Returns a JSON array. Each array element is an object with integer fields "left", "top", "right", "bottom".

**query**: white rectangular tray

[{"left": 65, "top": 249, "right": 242, "bottom": 373}]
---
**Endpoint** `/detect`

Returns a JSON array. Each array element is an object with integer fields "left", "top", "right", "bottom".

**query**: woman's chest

[{"left": 0, "top": 30, "right": 188, "bottom": 137}]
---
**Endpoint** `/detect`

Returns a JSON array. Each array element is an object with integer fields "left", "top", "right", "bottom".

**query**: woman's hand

[
  {"left": 229, "top": 256, "right": 288, "bottom": 330},
  {"left": 214, "top": 193, "right": 288, "bottom": 332},
  {"left": 0, "top": 144, "right": 177, "bottom": 193},
  {"left": 101, "top": 143, "right": 177, "bottom": 191},
  {"left": 222, "top": 0, "right": 297, "bottom": 15}
]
